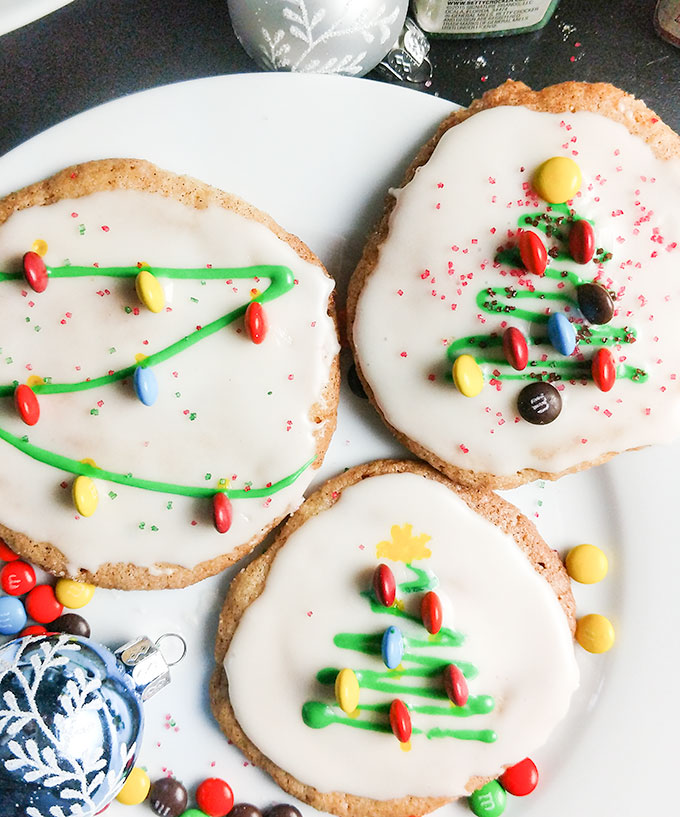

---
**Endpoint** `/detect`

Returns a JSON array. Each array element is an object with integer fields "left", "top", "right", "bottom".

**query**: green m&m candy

[{"left": 469, "top": 780, "right": 507, "bottom": 817}]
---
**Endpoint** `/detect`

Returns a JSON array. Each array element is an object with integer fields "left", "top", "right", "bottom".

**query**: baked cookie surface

[
  {"left": 212, "top": 460, "right": 578, "bottom": 817},
  {"left": 348, "top": 81, "right": 680, "bottom": 488},
  {"left": 0, "top": 159, "right": 339, "bottom": 588}
]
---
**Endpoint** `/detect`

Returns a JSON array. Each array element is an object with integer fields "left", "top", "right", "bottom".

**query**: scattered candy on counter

[
  {"left": 262, "top": 806, "right": 302, "bottom": 817},
  {"left": 0, "top": 538, "right": 20, "bottom": 561},
  {"left": 0, "top": 595, "right": 28, "bottom": 634},
  {"left": 53, "top": 612, "right": 92, "bottom": 637},
  {"left": 468, "top": 779, "right": 507, "bottom": 817},
  {"left": 226, "top": 805, "right": 262, "bottom": 817},
  {"left": 150, "top": 777, "right": 189, "bottom": 817},
  {"left": 499, "top": 757, "right": 539, "bottom": 797},
  {"left": 575, "top": 613, "right": 615, "bottom": 654},
  {"left": 25, "top": 583, "right": 63, "bottom": 623},
  {"left": 196, "top": 777, "right": 234, "bottom": 817},
  {"left": 55, "top": 576, "right": 96, "bottom": 608},
  {"left": 0, "top": 560, "right": 36, "bottom": 595},
  {"left": 116, "top": 767, "right": 151, "bottom": 806},
  {"left": 565, "top": 544, "right": 608, "bottom": 584}
]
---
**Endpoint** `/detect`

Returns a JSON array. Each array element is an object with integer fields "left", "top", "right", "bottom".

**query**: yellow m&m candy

[
  {"left": 135, "top": 268, "right": 165, "bottom": 313},
  {"left": 576, "top": 613, "right": 615, "bottom": 654},
  {"left": 335, "top": 667, "right": 360, "bottom": 714},
  {"left": 452, "top": 355, "right": 484, "bottom": 398},
  {"left": 116, "top": 767, "right": 150, "bottom": 805},
  {"left": 72, "top": 475, "right": 99, "bottom": 517},
  {"left": 55, "top": 577, "right": 95, "bottom": 609},
  {"left": 565, "top": 544, "right": 608, "bottom": 584},
  {"left": 533, "top": 156, "right": 582, "bottom": 204}
]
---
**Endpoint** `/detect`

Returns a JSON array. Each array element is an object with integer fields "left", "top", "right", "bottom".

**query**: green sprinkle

[
  {"left": 166, "top": 501, "right": 173, "bottom": 510},
  {"left": 25, "top": 317, "right": 30, "bottom": 323},
  {"left": 108, "top": 491, "right": 117, "bottom": 500},
  {"left": 21, "top": 435, "right": 28, "bottom": 443},
  {"left": 189, "top": 412, "right": 197, "bottom": 421},
  {"left": 190, "top": 297, "right": 199, "bottom": 303},
  {"left": 34, "top": 326, "right": 41, "bottom": 332},
  {"left": 151, "top": 525, "right": 159, "bottom": 532},
  {"left": 5, "top": 358, "right": 13, "bottom": 364},
  {"left": 175, "top": 392, "right": 181, "bottom": 398},
  {"left": 108, "top": 347, "right": 116, "bottom": 354},
  {"left": 124, "top": 306, "right": 132, "bottom": 314},
  {"left": 204, "top": 473, "right": 212, "bottom": 481},
  {"left": 90, "top": 409, "right": 99, "bottom": 416},
  {"left": 79, "top": 224, "right": 86, "bottom": 235},
  {"left": 138, "top": 522, "right": 145, "bottom": 530}
]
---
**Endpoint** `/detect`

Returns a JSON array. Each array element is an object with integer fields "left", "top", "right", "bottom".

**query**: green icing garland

[{"left": 0, "top": 262, "right": 315, "bottom": 499}]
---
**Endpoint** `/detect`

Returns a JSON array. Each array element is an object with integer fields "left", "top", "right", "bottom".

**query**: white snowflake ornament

[{"left": 228, "top": 0, "right": 409, "bottom": 76}]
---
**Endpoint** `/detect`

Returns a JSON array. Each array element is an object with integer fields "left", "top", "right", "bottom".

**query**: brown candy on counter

[
  {"left": 52, "top": 613, "right": 91, "bottom": 638},
  {"left": 149, "top": 777, "right": 188, "bottom": 817},
  {"left": 228, "top": 805, "right": 263, "bottom": 817},
  {"left": 576, "top": 282, "right": 614, "bottom": 325},
  {"left": 517, "top": 381, "right": 562, "bottom": 425},
  {"left": 262, "top": 806, "right": 302, "bottom": 817}
]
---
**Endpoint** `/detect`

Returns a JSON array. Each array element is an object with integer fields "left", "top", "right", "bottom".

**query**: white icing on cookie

[
  {"left": 353, "top": 107, "right": 680, "bottom": 478},
  {"left": 225, "top": 472, "right": 578, "bottom": 799},
  {"left": 0, "top": 189, "right": 338, "bottom": 574}
]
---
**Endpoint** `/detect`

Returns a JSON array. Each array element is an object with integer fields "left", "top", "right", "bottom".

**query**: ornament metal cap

[
  {"left": 114, "top": 633, "right": 186, "bottom": 702},
  {"left": 377, "top": 16, "right": 433, "bottom": 84}
]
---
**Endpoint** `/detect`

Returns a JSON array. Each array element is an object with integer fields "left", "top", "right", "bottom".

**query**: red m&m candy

[
  {"left": 421, "top": 591, "right": 443, "bottom": 635},
  {"left": 245, "top": 301, "right": 267, "bottom": 344},
  {"left": 518, "top": 230, "right": 547, "bottom": 276},
  {"left": 499, "top": 757, "right": 539, "bottom": 796},
  {"left": 196, "top": 777, "right": 234, "bottom": 817},
  {"left": 0, "top": 560, "right": 36, "bottom": 596},
  {"left": 25, "top": 584, "right": 64, "bottom": 623},
  {"left": 372, "top": 563, "right": 396, "bottom": 607},
  {"left": 14, "top": 384, "right": 40, "bottom": 426},
  {"left": 443, "top": 663, "right": 469, "bottom": 707},
  {"left": 569, "top": 219, "right": 595, "bottom": 264},
  {"left": 20, "top": 625, "right": 48, "bottom": 637},
  {"left": 23, "top": 251, "right": 49, "bottom": 293},
  {"left": 502, "top": 327, "right": 529, "bottom": 371},
  {"left": 592, "top": 347, "right": 616, "bottom": 392},
  {"left": 0, "top": 538, "right": 20, "bottom": 561},
  {"left": 389, "top": 699, "right": 412, "bottom": 744},
  {"left": 213, "top": 493, "right": 233, "bottom": 534}
]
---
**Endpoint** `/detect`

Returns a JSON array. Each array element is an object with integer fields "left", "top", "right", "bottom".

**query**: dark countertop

[{"left": 0, "top": 0, "right": 678, "bottom": 159}]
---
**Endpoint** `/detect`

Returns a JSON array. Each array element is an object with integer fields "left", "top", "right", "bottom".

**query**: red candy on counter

[
  {"left": 213, "top": 493, "right": 233, "bottom": 534},
  {"left": 518, "top": 230, "right": 547, "bottom": 276},
  {"left": 14, "top": 384, "right": 40, "bottom": 426},
  {"left": 420, "top": 591, "right": 443, "bottom": 635},
  {"left": 592, "top": 347, "right": 616, "bottom": 392},
  {"left": 20, "top": 625, "right": 49, "bottom": 637},
  {"left": 443, "top": 663, "right": 469, "bottom": 707},
  {"left": 502, "top": 327, "right": 529, "bottom": 371},
  {"left": 0, "top": 560, "right": 36, "bottom": 596},
  {"left": 372, "top": 563, "right": 396, "bottom": 607},
  {"left": 499, "top": 756, "right": 539, "bottom": 796},
  {"left": 389, "top": 699, "right": 412, "bottom": 743},
  {"left": 196, "top": 777, "right": 235, "bottom": 817},
  {"left": 25, "top": 584, "right": 64, "bottom": 623},
  {"left": 568, "top": 219, "right": 595, "bottom": 264},
  {"left": 0, "top": 539, "right": 19, "bottom": 561},
  {"left": 23, "top": 251, "right": 49, "bottom": 293},
  {"left": 245, "top": 301, "right": 267, "bottom": 344}
]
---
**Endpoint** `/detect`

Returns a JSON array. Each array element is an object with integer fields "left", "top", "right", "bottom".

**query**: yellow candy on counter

[
  {"left": 452, "top": 354, "right": 484, "bottom": 398},
  {"left": 576, "top": 613, "right": 615, "bottom": 654},
  {"left": 55, "top": 577, "right": 96, "bottom": 609},
  {"left": 334, "top": 667, "right": 360, "bottom": 714},
  {"left": 135, "top": 268, "right": 165, "bottom": 313},
  {"left": 73, "top": 475, "right": 98, "bottom": 517},
  {"left": 116, "top": 767, "right": 150, "bottom": 806},
  {"left": 533, "top": 156, "right": 582, "bottom": 204},
  {"left": 565, "top": 544, "right": 608, "bottom": 584}
]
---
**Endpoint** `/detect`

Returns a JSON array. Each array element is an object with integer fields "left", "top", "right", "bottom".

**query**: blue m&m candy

[
  {"left": 547, "top": 312, "right": 577, "bottom": 356},
  {"left": 381, "top": 625, "right": 404, "bottom": 669},
  {"left": 133, "top": 365, "right": 159, "bottom": 406},
  {"left": 0, "top": 595, "right": 28, "bottom": 635}
]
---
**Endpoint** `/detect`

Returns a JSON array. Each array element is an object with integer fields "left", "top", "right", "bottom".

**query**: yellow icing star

[{"left": 376, "top": 523, "right": 432, "bottom": 562}]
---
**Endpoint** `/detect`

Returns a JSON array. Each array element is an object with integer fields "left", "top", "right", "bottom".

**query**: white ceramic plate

[
  {"left": 0, "top": 74, "right": 676, "bottom": 817},
  {"left": 0, "top": 0, "right": 75, "bottom": 36}
]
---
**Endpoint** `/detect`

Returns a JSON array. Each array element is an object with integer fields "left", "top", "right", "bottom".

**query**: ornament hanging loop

[{"left": 155, "top": 632, "right": 187, "bottom": 667}]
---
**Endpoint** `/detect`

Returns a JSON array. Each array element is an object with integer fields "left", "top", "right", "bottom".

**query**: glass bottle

[{"left": 412, "top": 0, "right": 561, "bottom": 37}]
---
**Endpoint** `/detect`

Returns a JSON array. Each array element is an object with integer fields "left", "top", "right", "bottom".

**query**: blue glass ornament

[{"left": 0, "top": 632, "right": 179, "bottom": 817}]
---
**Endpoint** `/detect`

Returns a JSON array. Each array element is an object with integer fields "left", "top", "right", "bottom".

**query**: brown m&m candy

[
  {"left": 52, "top": 613, "right": 91, "bottom": 638},
  {"left": 227, "top": 805, "right": 263, "bottom": 817},
  {"left": 149, "top": 777, "right": 188, "bottom": 817},
  {"left": 517, "top": 382, "right": 562, "bottom": 425},
  {"left": 262, "top": 806, "right": 303, "bottom": 817},
  {"left": 576, "top": 282, "right": 614, "bottom": 325}
]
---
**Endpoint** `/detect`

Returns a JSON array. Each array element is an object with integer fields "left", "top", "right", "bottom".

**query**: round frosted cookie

[
  {"left": 0, "top": 159, "right": 339, "bottom": 588},
  {"left": 211, "top": 460, "right": 578, "bottom": 817},
  {"left": 348, "top": 81, "right": 680, "bottom": 489}
]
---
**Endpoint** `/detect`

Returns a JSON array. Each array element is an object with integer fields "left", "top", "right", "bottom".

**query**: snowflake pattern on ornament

[
  {"left": 259, "top": 0, "right": 401, "bottom": 75},
  {"left": 0, "top": 635, "right": 138, "bottom": 817}
]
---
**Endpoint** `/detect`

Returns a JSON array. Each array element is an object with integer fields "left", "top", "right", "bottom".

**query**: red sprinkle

[
  {"left": 502, "top": 327, "right": 529, "bottom": 371},
  {"left": 195, "top": 777, "right": 234, "bottom": 817},
  {"left": 25, "top": 585, "right": 63, "bottom": 623},
  {"left": 443, "top": 663, "right": 469, "bottom": 707},
  {"left": 421, "top": 591, "right": 443, "bottom": 635},
  {"left": 518, "top": 230, "right": 547, "bottom": 276},
  {"left": 389, "top": 699, "right": 412, "bottom": 743},
  {"left": 373, "top": 564, "right": 396, "bottom": 607},
  {"left": 14, "top": 384, "right": 40, "bottom": 426},
  {"left": 592, "top": 348, "right": 616, "bottom": 392},
  {"left": 213, "top": 493, "right": 233, "bottom": 534},
  {"left": 23, "top": 251, "right": 48, "bottom": 293},
  {"left": 245, "top": 301, "right": 267, "bottom": 344},
  {"left": 0, "top": 539, "right": 19, "bottom": 561},
  {"left": 0, "top": 561, "right": 36, "bottom": 595},
  {"left": 569, "top": 219, "right": 596, "bottom": 264},
  {"left": 499, "top": 757, "right": 539, "bottom": 796}
]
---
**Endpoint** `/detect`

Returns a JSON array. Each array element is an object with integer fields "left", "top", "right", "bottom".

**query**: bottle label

[{"left": 415, "top": 0, "right": 557, "bottom": 35}]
